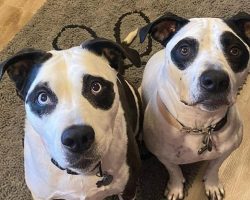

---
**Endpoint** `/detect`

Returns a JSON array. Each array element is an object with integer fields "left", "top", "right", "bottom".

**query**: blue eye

[{"left": 37, "top": 92, "right": 51, "bottom": 106}]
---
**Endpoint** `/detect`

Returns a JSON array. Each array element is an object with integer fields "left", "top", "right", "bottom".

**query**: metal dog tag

[
  {"left": 96, "top": 172, "right": 113, "bottom": 188},
  {"left": 95, "top": 162, "right": 113, "bottom": 188},
  {"left": 198, "top": 130, "right": 213, "bottom": 155}
]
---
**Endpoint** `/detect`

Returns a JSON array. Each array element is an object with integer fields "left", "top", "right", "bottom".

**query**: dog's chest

[
  {"left": 47, "top": 167, "right": 128, "bottom": 200},
  {"left": 50, "top": 175, "right": 107, "bottom": 199}
]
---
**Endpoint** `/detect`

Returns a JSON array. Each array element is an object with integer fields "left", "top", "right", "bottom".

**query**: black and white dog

[
  {"left": 0, "top": 38, "right": 142, "bottom": 200},
  {"left": 124, "top": 12, "right": 250, "bottom": 200}
]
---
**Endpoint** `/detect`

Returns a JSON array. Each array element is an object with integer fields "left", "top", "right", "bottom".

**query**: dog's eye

[
  {"left": 37, "top": 92, "right": 51, "bottom": 106},
  {"left": 91, "top": 82, "right": 102, "bottom": 95},
  {"left": 229, "top": 46, "right": 241, "bottom": 57},
  {"left": 179, "top": 46, "right": 190, "bottom": 56}
]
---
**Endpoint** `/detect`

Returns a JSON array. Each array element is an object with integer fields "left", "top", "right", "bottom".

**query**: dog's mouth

[
  {"left": 51, "top": 146, "right": 102, "bottom": 174},
  {"left": 51, "top": 157, "right": 101, "bottom": 175},
  {"left": 181, "top": 97, "right": 230, "bottom": 110}
]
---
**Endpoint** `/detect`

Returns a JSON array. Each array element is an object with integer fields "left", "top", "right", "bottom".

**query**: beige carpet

[{"left": 0, "top": 0, "right": 249, "bottom": 199}]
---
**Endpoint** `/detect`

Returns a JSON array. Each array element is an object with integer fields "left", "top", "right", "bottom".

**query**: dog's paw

[
  {"left": 204, "top": 181, "right": 225, "bottom": 200},
  {"left": 164, "top": 181, "right": 184, "bottom": 200}
]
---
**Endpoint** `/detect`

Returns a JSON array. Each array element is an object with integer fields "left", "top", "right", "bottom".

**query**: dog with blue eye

[
  {"left": 124, "top": 12, "right": 250, "bottom": 200},
  {"left": 0, "top": 38, "right": 142, "bottom": 200}
]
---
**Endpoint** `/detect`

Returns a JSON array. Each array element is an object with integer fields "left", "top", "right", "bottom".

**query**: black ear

[
  {"left": 81, "top": 38, "right": 141, "bottom": 74},
  {"left": 0, "top": 48, "right": 52, "bottom": 100},
  {"left": 226, "top": 12, "right": 250, "bottom": 46},
  {"left": 139, "top": 12, "right": 189, "bottom": 46}
]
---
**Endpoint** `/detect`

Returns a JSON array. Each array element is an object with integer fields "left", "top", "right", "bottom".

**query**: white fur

[
  {"left": 23, "top": 47, "right": 134, "bottom": 199},
  {"left": 141, "top": 18, "right": 249, "bottom": 199}
]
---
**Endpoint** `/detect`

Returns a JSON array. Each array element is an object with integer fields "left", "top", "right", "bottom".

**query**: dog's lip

[
  {"left": 200, "top": 99, "right": 230, "bottom": 106},
  {"left": 181, "top": 98, "right": 230, "bottom": 107},
  {"left": 67, "top": 155, "right": 101, "bottom": 171}
]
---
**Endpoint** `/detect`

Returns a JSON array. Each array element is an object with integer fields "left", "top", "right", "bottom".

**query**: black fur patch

[
  {"left": 170, "top": 37, "right": 199, "bottom": 70},
  {"left": 139, "top": 12, "right": 189, "bottom": 46},
  {"left": 0, "top": 49, "right": 52, "bottom": 100},
  {"left": 117, "top": 74, "right": 138, "bottom": 132},
  {"left": 225, "top": 12, "right": 250, "bottom": 46},
  {"left": 220, "top": 31, "right": 249, "bottom": 73},
  {"left": 82, "top": 74, "right": 115, "bottom": 110},
  {"left": 81, "top": 38, "right": 141, "bottom": 74},
  {"left": 116, "top": 74, "right": 141, "bottom": 199},
  {"left": 26, "top": 82, "right": 58, "bottom": 117},
  {"left": 21, "top": 63, "right": 43, "bottom": 99}
]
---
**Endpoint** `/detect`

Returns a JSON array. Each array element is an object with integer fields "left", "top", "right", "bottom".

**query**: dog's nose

[
  {"left": 61, "top": 125, "right": 95, "bottom": 153},
  {"left": 200, "top": 70, "right": 229, "bottom": 93}
]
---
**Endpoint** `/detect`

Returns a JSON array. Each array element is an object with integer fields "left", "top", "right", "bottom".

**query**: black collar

[
  {"left": 51, "top": 158, "right": 78, "bottom": 175},
  {"left": 50, "top": 159, "right": 113, "bottom": 187}
]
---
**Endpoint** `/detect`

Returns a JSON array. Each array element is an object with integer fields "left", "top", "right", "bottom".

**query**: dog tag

[
  {"left": 207, "top": 135, "right": 213, "bottom": 152},
  {"left": 96, "top": 172, "right": 113, "bottom": 188},
  {"left": 202, "top": 134, "right": 209, "bottom": 145},
  {"left": 198, "top": 131, "right": 213, "bottom": 154},
  {"left": 206, "top": 130, "right": 213, "bottom": 152},
  {"left": 198, "top": 145, "right": 208, "bottom": 155}
]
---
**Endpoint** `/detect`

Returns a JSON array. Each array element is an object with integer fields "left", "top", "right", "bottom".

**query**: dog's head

[
  {"left": 0, "top": 38, "right": 140, "bottom": 173},
  {"left": 140, "top": 12, "right": 250, "bottom": 111}
]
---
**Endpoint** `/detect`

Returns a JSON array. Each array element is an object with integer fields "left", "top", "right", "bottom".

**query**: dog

[
  {"left": 124, "top": 12, "right": 250, "bottom": 200},
  {"left": 0, "top": 38, "right": 143, "bottom": 200}
]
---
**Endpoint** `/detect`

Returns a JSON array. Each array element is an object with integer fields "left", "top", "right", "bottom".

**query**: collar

[
  {"left": 50, "top": 159, "right": 113, "bottom": 187},
  {"left": 51, "top": 158, "right": 79, "bottom": 175},
  {"left": 157, "top": 94, "right": 228, "bottom": 155},
  {"left": 157, "top": 94, "right": 228, "bottom": 134}
]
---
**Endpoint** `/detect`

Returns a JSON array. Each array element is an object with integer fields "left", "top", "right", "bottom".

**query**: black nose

[
  {"left": 200, "top": 70, "right": 229, "bottom": 93},
  {"left": 61, "top": 125, "right": 95, "bottom": 153}
]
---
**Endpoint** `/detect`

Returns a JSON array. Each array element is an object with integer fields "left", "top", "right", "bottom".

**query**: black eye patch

[
  {"left": 26, "top": 82, "right": 58, "bottom": 117},
  {"left": 170, "top": 37, "right": 199, "bottom": 70},
  {"left": 220, "top": 31, "right": 249, "bottom": 73},
  {"left": 82, "top": 75, "right": 115, "bottom": 110}
]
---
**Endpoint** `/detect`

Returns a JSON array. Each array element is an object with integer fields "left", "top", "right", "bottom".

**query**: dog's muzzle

[
  {"left": 197, "top": 69, "right": 230, "bottom": 109},
  {"left": 58, "top": 124, "right": 99, "bottom": 172},
  {"left": 61, "top": 125, "right": 95, "bottom": 154},
  {"left": 200, "top": 70, "right": 230, "bottom": 94}
]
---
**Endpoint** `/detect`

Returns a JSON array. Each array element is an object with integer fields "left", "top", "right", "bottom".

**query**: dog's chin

[
  {"left": 196, "top": 97, "right": 231, "bottom": 112},
  {"left": 198, "top": 101, "right": 229, "bottom": 111},
  {"left": 65, "top": 153, "right": 102, "bottom": 174}
]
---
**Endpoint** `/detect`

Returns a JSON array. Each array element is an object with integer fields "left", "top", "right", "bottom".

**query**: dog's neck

[
  {"left": 99, "top": 103, "right": 128, "bottom": 174},
  {"left": 157, "top": 82, "right": 229, "bottom": 129}
]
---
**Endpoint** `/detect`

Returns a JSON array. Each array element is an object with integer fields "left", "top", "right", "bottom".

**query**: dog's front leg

[
  {"left": 159, "top": 158, "right": 185, "bottom": 200},
  {"left": 203, "top": 152, "right": 231, "bottom": 200}
]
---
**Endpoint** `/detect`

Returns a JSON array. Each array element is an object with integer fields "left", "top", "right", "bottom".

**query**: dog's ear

[
  {"left": 226, "top": 12, "right": 250, "bottom": 46},
  {"left": 139, "top": 12, "right": 189, "bottom": 46},
  {"left": 0, "top": 49, "right": 52, "bottom": 100},
  {"left": 81, "top": 38, "right": 141, "bottom": 74}
]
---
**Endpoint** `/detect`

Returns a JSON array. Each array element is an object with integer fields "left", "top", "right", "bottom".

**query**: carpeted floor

[{"left": 0, "top": 0, "right": 250, "bottom": 199}]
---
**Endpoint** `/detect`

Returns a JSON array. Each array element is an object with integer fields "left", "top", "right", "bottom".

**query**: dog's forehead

[
  {"left": 49, "top": 46, "right": 116, "bottom": 78},
  {"left": 169, "top": 18, "right": 233, "bottom": 43},
  {"left": 167, "top": 17, "right": 249, "bottom": 53},
  {"left": 28, "top": 46, "right": 117, "bottom": 93}
]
